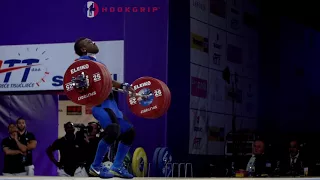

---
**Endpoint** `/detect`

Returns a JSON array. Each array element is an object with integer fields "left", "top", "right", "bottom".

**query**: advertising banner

[
  {"left": 189, "top": 109, "right": 208, "bottom": 155},
  {"left": 190, "top": 18, "right": 209, "bottom": 67},
  {"left": 190, "top": 63, "right": 209, "bottom": 111},
  {"left": 209, "top": 26, "right": 227, "bottom": 70},
  {"left": 227, "top": 0, "right": 243, "bottom": 35},
  {"left": 190, "top": 0, "right": 209, "bottom": 23},
  {"left": 208, "top": 69, "right": 226, "bottom": 113},
  {"left": 209, "top": 0, "right": 227, "bottom": 29},
  {"left": 226, "top": 33, "right": 245, "bottom": 75},
  {"left": 0, "top": 41, "right": 124, "bottom": 91},
  {"left": 207, "top": 112, "right": 227, "bottom": 155}
]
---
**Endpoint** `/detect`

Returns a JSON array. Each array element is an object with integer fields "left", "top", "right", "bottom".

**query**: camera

[{"left": 74, "top": 123, "right": 92, "bottom": 136}]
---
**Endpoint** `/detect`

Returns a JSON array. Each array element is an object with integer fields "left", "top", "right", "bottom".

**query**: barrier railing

[{"left": 124, "top": 162, "right": 193, "bottom": 177}]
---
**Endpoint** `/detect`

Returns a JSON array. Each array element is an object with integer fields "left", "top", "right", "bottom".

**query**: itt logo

[
  {"left": 193, "top": 137, "right": 201, "bottom": 149},
  {"left": 0, "top": 47, "right": 60, "bottom": 90},
  {"left": 85, "top": 1, "right": 99, "bottom": 18},
  {"left": 0, "top": 59, "right": 40, "bottom": 84}
]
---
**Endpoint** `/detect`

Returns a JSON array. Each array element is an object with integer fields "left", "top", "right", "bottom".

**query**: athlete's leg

[
  {"left": 89, "top": 107, "right": 119, "bottom": 178},
  {"left": 110, "top": 118, "right": 135, "bottom": 178}
]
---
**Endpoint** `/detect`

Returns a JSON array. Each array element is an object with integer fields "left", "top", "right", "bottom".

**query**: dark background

[{"left": 169, "top": 0, "right": 320, "bottom": 176}]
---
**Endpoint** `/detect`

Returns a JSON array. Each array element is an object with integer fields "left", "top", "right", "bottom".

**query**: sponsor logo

[
  {"left": 140, "top": 105, "right": 157, "bottom": 114},
  {"left": 227, "top": 44, "right": 242, "bottom": 64},
  {"left": 78, "top": 91, "right": 97, "bottom": 100},
  {"left": 192, "top": 110, "right": 203, "bottom": 132},
  {"left": 193, "top": 137, "right": 202, "bottom": 149},
  {"left": 213, "top": 53, "right": 221, "bottom": 65},
  {"left": 0, "top": 47, "right": 61, "bottom": 89},
  {"left": 209, "top": 0, "right": 226, "bottom": 18},
  {"left": 191, "top": 77, "right": 207, "bottom": 98},
  {"left": 0, "top": 45, "right": 120, "bottom": 91},
  {"left": 85, "top": 1, "right": 99, "bottom": 18},
  {"left": 213, "top": 34, "right": 222, "bottom": 49},
  {"left": 191, "top": 33, "right": 209, "bottom": 53},
  {"left": 133, "top": 81, "right": 151, "bottom": 90},
  {"left": 70, "top": 64, "right": 89, "bottom": 74},
  {"left": 84, "top": 1, "right": 160, "bottom": 18},
  {"left": 192, "top": 0, "right": 206, "bottom": 11}
]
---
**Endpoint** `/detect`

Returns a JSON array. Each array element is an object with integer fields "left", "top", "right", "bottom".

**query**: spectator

[
  {"left": 280, "top": 140, "right": 305, "bottom": 176},
  {"left": 77, "top": 122, "right": 104, "bottom": 175},
  {"left": 46, "top": 122, "right": 87, "bottom": 177},
  {"left": 1, "top": 123, "right": 27, "bottom": 176},
  {"left": 246, "top": 140, "right": 273, "bottom": 176},
  {"left": 16, "top": 117, "right": 37, "bottom": 176}
]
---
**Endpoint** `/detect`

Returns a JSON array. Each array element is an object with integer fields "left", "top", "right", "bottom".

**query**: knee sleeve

[
  {"left": 119, "top": 128, "right": 135, "bottom": 145},
  {"left": 103, "top": 123, "right": 120, "bottom": 144}
]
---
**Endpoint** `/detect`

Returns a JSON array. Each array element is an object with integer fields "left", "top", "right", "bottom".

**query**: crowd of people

[
  {"left": 1, "top": 118, "right": 118, "bottom": 177},
  {"left": 1, "top": 117, "right": 318, "bottom": 177},
  {"left": 225, "top": 139, "right": 313, "bottom": 177},
  {"left": 1, "top": 118, "right": 36, "bottom": 176}
]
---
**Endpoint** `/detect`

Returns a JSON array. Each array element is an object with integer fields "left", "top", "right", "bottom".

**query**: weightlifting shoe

[
  {"left": 110, "top": 165, "right": 134, "bottom": 179},
  {"left": 89, "top": 164, "right": 102, "bottom": 177},
  {"left": 100, "top": 166, "right": 114, "bottom": 179}
]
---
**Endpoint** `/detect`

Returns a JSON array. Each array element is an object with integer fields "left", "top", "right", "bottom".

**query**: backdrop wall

[
  {"left": 0, "top": 0, "right": 168, "bottom": 175},
  {"left": 188, "top": 0, "right": 259, "bottom": 157},
  {"left": 259, "top": 16, "right": 320, "bottom": 133},
  {"left": 0, "top": 94, "right": 58, "bottom": 175}
]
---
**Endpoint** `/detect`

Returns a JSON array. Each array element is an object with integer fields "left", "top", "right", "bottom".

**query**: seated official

[
  {"left": 246, "top": 140, "right": 274, "bottom": 176},
  {"left": 46, "top": 122, "right": 88, "bottom": 177},
  {"left": 1, "top": 124, "right": 27, "bottom": 176},
  {"left": 280, "top": 140, "right": 305, "bottom": 176}
]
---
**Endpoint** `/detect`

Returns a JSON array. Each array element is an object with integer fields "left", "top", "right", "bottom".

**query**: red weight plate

[
  {"left": 144, "top": 77, "right": 169, "bottom": 119},
  {"left": 63, "top": 60, "right": 112, "bottom": 106},
  {"left": 127, "top": 77, "right": 168, "bottom": 119},
  {"left": 160, "top": 80, "right": 171, "bottom": 112},
  {"left": 89, "top": 61, "right": 113, "bottom": 106},
  {"left": 142, "top": 77, "right": 171, "bottom": 119},
  {"left": 95, "top": 62, "right": 113, "bottom": 104},
  {"left": 154, "top": 78, "right": 171, "bottom": 118}
]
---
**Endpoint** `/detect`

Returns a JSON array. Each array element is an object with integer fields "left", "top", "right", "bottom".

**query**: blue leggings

[{"left": 92, "top": 106, "right": 132, "bottom": 134}]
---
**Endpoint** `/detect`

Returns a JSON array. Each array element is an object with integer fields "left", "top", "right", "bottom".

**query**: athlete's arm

[
  {"left": 113, "top": 80, "right": 136, "bottom": 95},
  {"left": 95, "top": 60, "right": 135, "bottom": 94},
  {"left": 112, "top": 80, "right": 122, "bottom": 89}
]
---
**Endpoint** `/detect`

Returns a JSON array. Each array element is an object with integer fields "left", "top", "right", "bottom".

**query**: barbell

[{"left": 63, "top": 60, "right": 171, "bottom": 119}]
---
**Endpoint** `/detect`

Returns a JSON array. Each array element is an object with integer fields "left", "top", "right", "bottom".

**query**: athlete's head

[{"left": 74, "top": 37, "right": 99, "bottom": 56}]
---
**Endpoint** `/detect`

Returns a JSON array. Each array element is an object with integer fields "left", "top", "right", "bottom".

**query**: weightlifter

[{"left": 74, "top": 38, "right": 136, "bottom": 179}]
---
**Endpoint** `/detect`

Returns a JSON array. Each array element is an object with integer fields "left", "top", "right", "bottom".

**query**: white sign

[
  {"left": 0, "top": 41, "right": 124, "bottom": 91},
  {"left": 189, "top": 109, "right": 208, "bottom": 155},
  {"left": 190, "top": 0, "right": 209, "bottom": 23}
]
